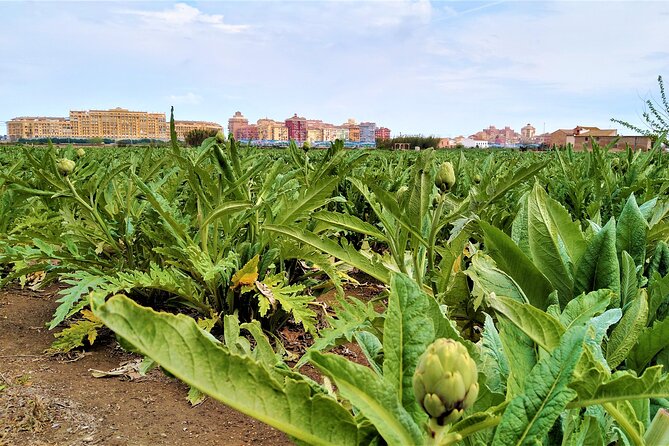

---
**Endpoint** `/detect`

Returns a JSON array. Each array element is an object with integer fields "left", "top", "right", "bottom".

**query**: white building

[{"left": 461, "top": 138, "right": 489, "bottom": 148}]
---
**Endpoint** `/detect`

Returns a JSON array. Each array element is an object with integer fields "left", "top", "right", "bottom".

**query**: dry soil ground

[{"left": 0, "top": 286, "right": 293, "bottom": 446}]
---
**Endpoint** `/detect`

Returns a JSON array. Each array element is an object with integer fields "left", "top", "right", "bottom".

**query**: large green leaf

[
  {"left": 616, "top": 194, "right": 647, "bottom": 267},
  {"left": 527, "top": 184, "right": 578, "bottom": 306},
  {"left": 497, "top": 318, "right": 537, "bottom": 397},
  {"left": 383, "top": 273, "right": 438, "bottom": 424},
  {"left": 573, "top": 219, "right": 620, "bottom": 298},
  {"left": 492, "top": 326, "right": 586, "bottom": 446},
  {"left": 465, "top": 253, "right": 528, "bottom": 309},
  {"left": 620, "top": 251, "right": 639, "bottom": 308},
  {"left": 606, "top": 291, "right": 648, "bottom": 369},
  {"left": 626, "top": 316, "right": 669, "bottom": 372},
  {"left": 481, "top": 313, "right": 509, "bottom": 395},
  {"left": 488, "top": 294, "right": 565, "bottom": 352},
  {"left": 560, "top": 289, "right": 613, "bottom": 331},
  {"left": 312, "top": 210, "right": 388, "bottom": 242},
  {"left": 265, "top": 225, "right": 391, "bottom": 284},
  {"left": 309, "top": 351, "right": 424, "bottom": 446},
  {"left": 480, "top": 222, "right": 555, "bottom": 310},
  {"left": 92, "top": 295, "right": 369, "bottom": 446},
  {"left": 570, "top": 366, "right": 669, "bottom": 408}
]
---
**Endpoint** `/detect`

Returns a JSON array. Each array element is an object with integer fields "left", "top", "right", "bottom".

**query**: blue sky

[{"left": 1, "top": 1, "right": 668, "bottom": 137}]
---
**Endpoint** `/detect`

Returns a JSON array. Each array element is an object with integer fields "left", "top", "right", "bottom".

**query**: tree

[
  {"left": 612, "top": 75, "right": 669, "bottom": 137},
  {"left": 185, "top": 128, "right": 219, "bottom": 147}
]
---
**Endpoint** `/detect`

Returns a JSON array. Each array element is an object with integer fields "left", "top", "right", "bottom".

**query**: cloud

[
  {"left": 168, "top": 92, "right": 202, "bottom": 105},
  {"left": 121, "top": 3, "right": 249, "bottom": 33}
]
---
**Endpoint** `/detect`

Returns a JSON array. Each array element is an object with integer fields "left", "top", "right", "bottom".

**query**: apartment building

[
  {"left": 285, "top": 114, "right": 308, "bottom": 143},
  {"left": 228, "top": 111, "right": 249, "bottom": 139},
  {"left": 375, "top": 127, "right": 391, "bottom": 140},
  {"left": 8, "top": 117, "right": 72, "bottom": 140},
  {"left": 8, "top": 108, "right": 221, "bottom": 141},
  {"left": 359, "top": 122, "right": 377, "bottom": 143},
  {"left": 226, "top": 111, "right": 389, "bottom": 146}
]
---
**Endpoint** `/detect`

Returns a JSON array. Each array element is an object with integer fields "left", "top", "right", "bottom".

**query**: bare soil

[{"left": 0, "top": 286, "right": 292, "bottom": 446}]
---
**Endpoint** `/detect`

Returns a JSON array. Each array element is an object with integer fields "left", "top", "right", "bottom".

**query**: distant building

[
  {"left": 375, "top": 127, "right": 391, "bottom": 140},
  {"left": 285, "top": 114, "right": 308, "bottom": 143},
  {"left": 471, "top": 125, "right": 521, "bottom": 145},
  {"left": 8, "top": 108, "right": 220, "bottom": 141},
  {"left": 226, "top": 112, "right": 387, "bottom": 146},
  {"left": 521, "top": 123, "right": 536, "bottom": 141},
  {"left": 461, "top": 138, "right": 489, "bottom": 149},
  {"left": 344, "top": 119, "right": 361, "bottom": 142},
  {"left": 438, "top": 138, "right": 454, "bottom": 148},
  {"left": 228, "top": 111, "right": 249, "bottom": 139},
  {"left": 549, "top": 126, "right": 650, "bottom": 151},
  {"left": 359, "top": 122, "right": 377, "bottom": 143}
]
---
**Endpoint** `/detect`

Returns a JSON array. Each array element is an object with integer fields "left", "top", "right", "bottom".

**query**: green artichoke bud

[
  {"left": 413, "top": 338, "right": 478, "bottom": 426},
  {"left": 216, "top": 131, "right": 226, "bottom": 143},
  {"left": 76, "top": 148, "right": 86, "bottom": 157},
  {"left": 56, "top": 158, "right": 76, "bottom": 176},
  {"left": 435, "top": 162, "right": 456, "bottom": 192},
  {"left": 473, "top": 174, "right": 482, "bottom": 184}
]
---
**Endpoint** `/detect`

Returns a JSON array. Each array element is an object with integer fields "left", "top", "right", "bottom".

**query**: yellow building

[
  {"left": 307, "top": 128, "right": 323, "bottom": 143},
  {"left": 8, "top": 117, "right": 72, "bottom": 140},
  {"left": 271, "top": 123, "right": 289, "bottom": 141},
  {"left": 321, "top": 125, "right": 338, "bottom": 142},
  {"left": 8, "top": 108, "right": 222, "bottom": 141}
]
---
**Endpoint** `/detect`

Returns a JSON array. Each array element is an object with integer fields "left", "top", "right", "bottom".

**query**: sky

[{"left": 1, "top": 1, "right": 668, "bottom": 138}]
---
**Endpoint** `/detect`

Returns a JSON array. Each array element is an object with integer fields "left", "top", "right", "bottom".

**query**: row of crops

[{"left": 1, "top": 123, "right": 669, "bottom": 445}]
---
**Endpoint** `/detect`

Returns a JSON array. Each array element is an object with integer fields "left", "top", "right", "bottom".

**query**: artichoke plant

[
  {"left": 413, "top": 338, "right": 479, "bottom": 426},
  {"left": 435, "top": 162, "right": 456, "bottom": 192},
  {"left": 56, "top": 158, "right": 76, "bottom": 176}
]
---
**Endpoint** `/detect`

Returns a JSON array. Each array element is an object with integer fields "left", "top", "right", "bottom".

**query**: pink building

[
  {"left": 375, "top": 127, "right": 391, "bottom": 140},
  {"left": 285, "top": 114, "right": 308, "bottom": 143}
]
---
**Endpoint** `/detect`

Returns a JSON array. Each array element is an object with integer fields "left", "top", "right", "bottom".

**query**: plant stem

[
  {"left": 645, "top": 408, "right": 669, "bottom": 446},
  {"left": 603, "top": 402, "right": 644, "bottom": 446}
]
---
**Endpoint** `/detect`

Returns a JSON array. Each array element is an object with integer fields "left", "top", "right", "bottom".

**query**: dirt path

[{"left": 0, "top": 286, "right": 292, "bottom": 446}]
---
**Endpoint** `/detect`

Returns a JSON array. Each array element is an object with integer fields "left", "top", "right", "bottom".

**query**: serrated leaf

[
  {"left": 49, "top": 273, "right": 106, "bottom": 329},
  {"left": 48, "top": 317, "right": 104, "bottom": 353},
  {"left": 187, "top": 386, "right": 207, "bottom": 406},
  {"left": 299, "top": 296, "right": 380, "bottom": 367},
  {"left": 492, "top": 326, "right": 586, "bottom": 446}
]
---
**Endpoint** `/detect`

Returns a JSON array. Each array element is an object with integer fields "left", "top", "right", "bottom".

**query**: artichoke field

[{"left": 1, "top": 128, "right": 669, "bottom": 445}]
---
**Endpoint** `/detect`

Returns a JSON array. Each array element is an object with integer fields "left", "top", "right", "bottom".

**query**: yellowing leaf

[{"left": 231, "top": 255, "right": 259, "bottom": 289}]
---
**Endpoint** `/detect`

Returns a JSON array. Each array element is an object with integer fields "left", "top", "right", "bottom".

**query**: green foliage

[{"left": 184, "top": 128, "right": 219, "bottom": 147}]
